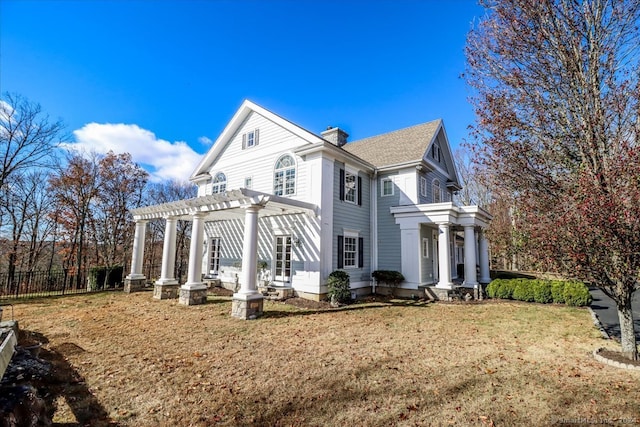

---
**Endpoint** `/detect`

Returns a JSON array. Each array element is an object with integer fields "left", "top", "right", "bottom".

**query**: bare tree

[
  {"left": 0, "top": 93, "right": 64, "bottom": 192},
  {"left": 466, "top": 0, "right": 640, "bottom": 359},
  {"left": 453, "top": 146, "right": 492, "bottom": 207}
]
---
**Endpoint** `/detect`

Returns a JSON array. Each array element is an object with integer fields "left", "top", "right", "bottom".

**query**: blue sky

[{"left": 1, "top": 0, "right": 485, "bottom": 182}]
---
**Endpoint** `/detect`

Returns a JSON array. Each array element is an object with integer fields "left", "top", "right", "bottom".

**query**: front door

[{"left": 274, "top": 235, "right": 292, "bottom": 283}]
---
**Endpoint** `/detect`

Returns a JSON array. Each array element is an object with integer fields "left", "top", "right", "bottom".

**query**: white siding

[{"left": 206, "top": 111, "right": 314, "bottom": 203}]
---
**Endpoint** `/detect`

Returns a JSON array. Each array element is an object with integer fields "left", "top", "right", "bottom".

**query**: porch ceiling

[{"left": 131, "top": 188, "right": 318, "bottom": 221}]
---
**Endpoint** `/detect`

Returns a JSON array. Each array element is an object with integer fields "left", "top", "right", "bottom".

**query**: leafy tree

[
  {"left": 466, "top": 0, "right": 640, "bottom": 359},
  {"left": 48, "top": 153, "right": 100, "bottom": 287},
  {"left": 90, "top": 151, "right": 148, "bottom": 287}
]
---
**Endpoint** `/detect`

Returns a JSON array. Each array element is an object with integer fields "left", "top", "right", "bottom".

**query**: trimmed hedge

[
  {"left": 486, "top": 278, "right": 591, "bottom": 307},
  {"left": 327, "top": 270, "right": 351, "bottom": 305}
]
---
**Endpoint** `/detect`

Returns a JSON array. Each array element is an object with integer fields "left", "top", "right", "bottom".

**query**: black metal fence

[{"left": 0, "top": 269, "right": 122, "bottom": 299}]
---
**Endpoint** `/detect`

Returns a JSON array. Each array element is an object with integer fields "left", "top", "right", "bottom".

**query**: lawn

[{"left": 9, "top": 290, "right": 640, "bottom": 426}]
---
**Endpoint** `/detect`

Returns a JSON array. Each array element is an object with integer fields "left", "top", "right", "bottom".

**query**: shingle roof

[{"left": 342, "top": 119, "right": 441, "bottom": 168}]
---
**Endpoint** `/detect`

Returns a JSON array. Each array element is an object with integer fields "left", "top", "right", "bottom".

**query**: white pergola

[{"left": 124, "top": 189, "right": 317, "bottom": 317}]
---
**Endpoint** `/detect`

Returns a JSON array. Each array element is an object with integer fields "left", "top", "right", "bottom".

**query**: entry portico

[{"left": 391, "top": 202, "right": 492, "bottom": 294}]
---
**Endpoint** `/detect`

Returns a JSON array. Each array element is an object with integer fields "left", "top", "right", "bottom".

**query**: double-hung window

[
  {"left": 337, "top": 231, "right": 364, "bottom": 269},
  {"left": 432, "top": 179, "right": 441, "bottom": 203},
  {"left": 339, "top": 168, "right": 362, "bottom": 205},
  {"left": 420, "top": 176, "right": 427, "bottom": 198}
]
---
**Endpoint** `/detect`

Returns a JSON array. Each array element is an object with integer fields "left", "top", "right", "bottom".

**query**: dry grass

[{"left": 10, "top": 291, "right": 640, "bottom": 426}]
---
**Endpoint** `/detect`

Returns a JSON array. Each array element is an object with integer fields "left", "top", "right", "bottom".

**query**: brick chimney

[{"left": 321, "top": 126, "right": 349, "bottom": 147}]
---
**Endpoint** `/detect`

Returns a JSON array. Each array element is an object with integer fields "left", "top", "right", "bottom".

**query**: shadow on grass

[
  {"left": 261, "top": 299, "right": 432, "bottom": 319},
  {"left": 18, "top": 330, "right": 117, "bottom": 426}
]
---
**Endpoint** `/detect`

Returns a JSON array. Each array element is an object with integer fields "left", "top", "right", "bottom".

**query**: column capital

[{"left": 241, "top": 204, "right": 264, "bottom": 213}]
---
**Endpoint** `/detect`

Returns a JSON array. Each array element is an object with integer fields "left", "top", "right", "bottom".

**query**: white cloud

[
  {"left": 198, "top": 136, "right": 213, "bottom": 146},
  {"left": 65, "top": 123, "right": 203, "bottom": 183}
]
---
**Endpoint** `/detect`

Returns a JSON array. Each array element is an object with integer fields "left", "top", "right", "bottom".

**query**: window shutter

[
  {"left": 339, "top": 169, "right": 345, "bottom": 201},
  {"left": 337, "top": 235, "right": 344, "bottom": 269},
  {"left": 242, "top": 133, "right": 247, "bottom": 150},
  {"left": 358, "top": 237, "right": 364, "bottom": 268},
  {"left": 254, "top": 128, "right": 259, "bottom": 146},
  {"left": 357, "top": 176, "right": 362, "bottom": 206}
]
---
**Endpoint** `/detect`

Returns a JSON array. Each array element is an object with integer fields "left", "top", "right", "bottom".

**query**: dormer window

[
  {"left": 242, "top": 129, "right": 259, "bottom": 149},
  {"left": 211, "top": 172, "right": 227, "bottom": 194}
]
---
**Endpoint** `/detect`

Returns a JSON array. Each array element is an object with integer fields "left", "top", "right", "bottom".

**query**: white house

[{"left": 124, "top": 100, "right": 492, "bottom": 318}]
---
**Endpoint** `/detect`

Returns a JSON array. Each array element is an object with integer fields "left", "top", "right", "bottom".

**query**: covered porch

[
  {"left": 124, "top": 189, "right": 317, "bottom": 319},
  {"left": 390, "top": 202, "right": 492, "bottom": 299}
]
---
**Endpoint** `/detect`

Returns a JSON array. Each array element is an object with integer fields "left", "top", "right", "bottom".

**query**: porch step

[{"left": 258, "top": 286, "right": 294, "bottom": 301}]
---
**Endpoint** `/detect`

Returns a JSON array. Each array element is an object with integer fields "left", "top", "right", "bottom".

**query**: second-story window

[
  {"left": 274, "top": 154, "right": 296, "bottom": 196},
  {"left": 339, "top": 168, "right": 362, "bottom": 205},
  {"left": 432, "top": 179, "right": 442, "bottom": 203},
  {"left": 420, "top": 176, "right": 427, "bottom": 198},
  {"left": 344, "top": 171, "right": 357, "bottom": 203},
  {"left": 211, "top": 172, "right": 227, "bottom": 194}
]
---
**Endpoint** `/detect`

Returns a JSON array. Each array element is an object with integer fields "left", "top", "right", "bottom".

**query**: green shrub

[
  {"left": 563, "top": 280, "right": 592, "bottom": 307},
  {"left": 372, "top": 270, "right": 404, "bottom": 285},
  {"left": 497, "top": 279, "right": 517, "bottom": 299},
  {"left": 551, "top": 280, "right": 565, "bottom": 304},
  {"left": 533, "top": 280, "right": 553, "bottom": 304},
  {"left": 327, "top": 270, "right": 351, "bottom": 305},
  {"left": 486, "top": 279, "right": 504, "bottom": 299},
  {"left": 512, "top": 279, "right": 536, "bottom": 302}
]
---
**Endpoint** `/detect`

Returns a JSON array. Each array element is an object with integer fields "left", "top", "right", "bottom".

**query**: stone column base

[
  {"left": 124, "top": 277, "right": 146, "bottom": 293},
  {"left": 178, "top": 285, "right": 208, "bottom": 305},
  {"left": 231, "top": 293, "right": 264, "bottom": 320},
  {"left": 153, "top": 283, "right": 180, "bottom": 300}
]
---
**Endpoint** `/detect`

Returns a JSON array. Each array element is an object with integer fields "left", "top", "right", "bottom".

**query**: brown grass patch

[{"left": 11, "top": 292, "right": 640, "bottom": 426}]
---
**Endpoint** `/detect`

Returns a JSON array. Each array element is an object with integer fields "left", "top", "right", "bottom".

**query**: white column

[
  {"left": 183, "top": 213, "right": 206, "bottom": 288},
  {"left": 156, "top": 217, "right": 178, "bottom": 285},
  {"left": 127, "top": 220, "right": 147, "bottom": 280},
  {"left": 463, "top": 225, "right": 478, "bottom": 287},
  {"left": 478, "top": 229, "right": 491, "bottom": 284},
  {"left": 436, "top": 223, "right": 453, "bottom": 289},
  {"left": 237, "top": 205, "right": 262, "bottom": 295}
]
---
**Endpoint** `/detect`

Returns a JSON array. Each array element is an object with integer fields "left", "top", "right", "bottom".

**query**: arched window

[
  {"left": 432, "top": 179, "right": 441, "bottom": 203},
  {"left": 211, "top": 172, "right": 226, "bottom": 194},
  {"left": 274, "top": 154, "right": 296, "bottom": 196}
]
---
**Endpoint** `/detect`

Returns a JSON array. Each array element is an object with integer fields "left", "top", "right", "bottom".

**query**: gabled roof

[
  {"left": 342, "top": 119, "right": 442, "bottom": 168},
  {"left": 190, "top": 100, "right": 325, "bottom": 181}
]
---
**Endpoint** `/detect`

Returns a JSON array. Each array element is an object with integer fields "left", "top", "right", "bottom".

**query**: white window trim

[
  {"left": 432, "top": 179, "right": 442, "bottom": 203},
  {"left": 344, "top": 169, "right": 358, "bottom": 204},
  {"left": 343, "top": 230, "right": 359, "bottom": 269},
  {"left": 244, "top": 176, "right": 253, "bottom": 189},
  {"left": 273, "top": 153, "right": 297, "bottom": 196},
  {"left": 243, "top": 128, "right": 259, "bottom": 149},
  {"left": 422, "top": 237, "right": 429, "bottom": 258},
  {"left": 420, "top": 176, "right": 427, "bottom": 197},
  {"left": 381, "top": 177, "right": 394, "bottom": 196},
  {"left": 211, "top": 172, "right": 227, "bottom": 194}
]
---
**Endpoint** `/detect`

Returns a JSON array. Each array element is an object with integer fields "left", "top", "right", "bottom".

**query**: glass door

[{"left": 274, "top": 235, "right": 292, "bottom": 283}]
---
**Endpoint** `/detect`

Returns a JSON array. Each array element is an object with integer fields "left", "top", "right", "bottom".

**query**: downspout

[{"left": 371, "top": 170, "right": 378, "bottom": 294}]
